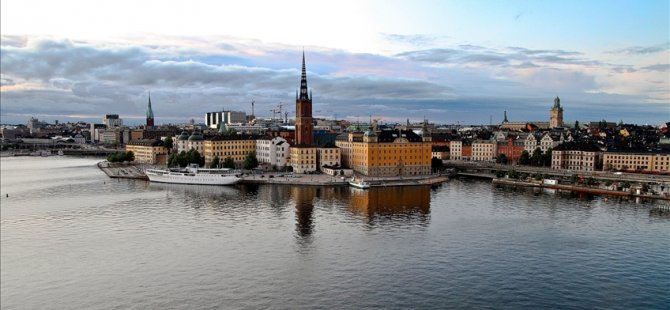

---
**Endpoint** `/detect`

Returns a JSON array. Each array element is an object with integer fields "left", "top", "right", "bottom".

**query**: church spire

[
  {"left": 299, "top": 50, "right": 309, "bottom": 101},
  {"left": 146, "top": 92, "right": 155, "bottom": 128}
]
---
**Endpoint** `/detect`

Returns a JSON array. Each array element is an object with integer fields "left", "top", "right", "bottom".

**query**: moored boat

[
  {"left": 348, "top": 178, "right": 371, "bottom": 189},
  {"left": 146, "top": 163, "right": 241, "bottom": 185}
]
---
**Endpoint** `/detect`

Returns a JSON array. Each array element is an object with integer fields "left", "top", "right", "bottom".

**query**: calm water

[{"left": 1, "top": 156, "right": 669, "bottom": 309}]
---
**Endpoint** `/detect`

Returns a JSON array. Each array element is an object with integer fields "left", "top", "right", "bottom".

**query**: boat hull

[{"left": 146, "top": 170, "right": 240, "bottom": 185}]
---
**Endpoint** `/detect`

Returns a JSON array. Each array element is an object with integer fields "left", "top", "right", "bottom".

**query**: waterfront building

[
  {"left": 472, "top": 140, "right": 497, "bottom": 162},
  {"left": 175, "top": 130, "right": 205, "bottom": 155},
  {"left": 432, "top": 145, "right": 450, "bottom": 160},
  {"left": 551, "top": 142, "right": 602, "bottom": 171},
  {"left": 146, "top": 93, "right": 154, "bottom": 128},
  {"left": 335, "top": 127, "right": 432, "bottom": 177},
  {"left": 256, "top": 136, "right": 290, "bottom": 170},
  {"left": 449, "top": 140, "right": 463, "bottom": 160},
  {"left": 497, "top": 135, "right": 526, "bottom": 163},
  {"left": 540, "top": 132, "right": 563, "bottom": 153},
  {"left": 290, "top": 52, "right": 318, "bottom": 173},
  {"left": 550, "top": 96, "right": 564, "bottom": 128},
  {"left": 316, "top": 146, "right": 341, "bottom": 171},
  {"left": 203, "top": 135, "right": 258, "bottom": 166},
  {"left": 524, "top": 132, "right": 544, "bottom": 154},
  {"left": 125, "top": 139, "right": 168, "bottom": 165},
  {"left": 602, "top": 151, "right": 670, "bottom": 173},
  {"left": 103, "top": 114, "right": 123, "bottom": 128}
]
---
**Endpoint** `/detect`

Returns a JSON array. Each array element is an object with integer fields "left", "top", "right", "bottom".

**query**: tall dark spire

[
  {"left": 503, "top": 110, "right": 508, "bottom": 123},
  {"left": 146, "top": 92, "right": 154, "bottom": 127},
  {"left": 299, "top": 50, "right": 309, "bottom": 101}
]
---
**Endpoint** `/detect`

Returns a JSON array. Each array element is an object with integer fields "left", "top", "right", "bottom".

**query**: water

[{"left": 1, "top": 156, "right": 669, "bottom": 309}]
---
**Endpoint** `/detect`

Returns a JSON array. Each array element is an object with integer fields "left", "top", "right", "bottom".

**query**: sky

[{"left": 1, "top": 0, "right": 668, "bottom": 125}]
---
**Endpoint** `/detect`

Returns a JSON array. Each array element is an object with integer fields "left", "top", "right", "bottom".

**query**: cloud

[
  {"left": 607, "top": 43, "right": 670, "bottom": 55},
  {"left": 641, "top": 64, "right": 670, "bottom": 72},
  {"left": 0, "top": 36, "right": 666, "bottom": 125},
  {"left": 381, "top": 33, "right": 443, "bottom": 46}
]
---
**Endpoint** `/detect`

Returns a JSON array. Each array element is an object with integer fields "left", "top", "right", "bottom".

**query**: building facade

[
  {"left": 316, "top": 147, "right": 341, "bottom": 170},
  {"left": 551, "top": 142, "right": 602, "bottom": 172},
  {"left": 256, "top": 136, "right": 290, "bottom": 169},
  {"left": 206, "top": 111, "right": 247, "bottom": 129},
  {"left": 449, "top": 140, "right": 463, "bottom": 160},
  {"left": 125, "top": 139, "right": 168, "bottom": 165},
  {"left": 472, "top": 140, "right": 497, "bottom": 162},
  {"left": 602, "top": 152, "right": 670, "bottom": 173},
  {"left": 335, "top": 129, "right": 432, "bottom": 177},
  {"left": 103, "top": 114, "right": 123, "bottom": 128},
  {"left": 202, "top": 135, "right": 257, "bottom": 166}
]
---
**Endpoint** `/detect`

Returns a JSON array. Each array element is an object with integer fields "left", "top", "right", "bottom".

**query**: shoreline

[
  {"left": 492, "top": 178, "right": 670, "bottom": 201},
  {"left": 96, "top": 161, "right": 448, "bottom": 187}
]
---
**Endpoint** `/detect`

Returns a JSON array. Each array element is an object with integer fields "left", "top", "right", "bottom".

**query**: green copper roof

[{"left": 146, "top": 93, "right": 154, "bottom": 119}]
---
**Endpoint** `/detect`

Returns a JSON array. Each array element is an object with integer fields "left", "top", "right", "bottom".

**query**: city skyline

[{"left": 1, "top": 0, "right": 668, "bottom": 125}]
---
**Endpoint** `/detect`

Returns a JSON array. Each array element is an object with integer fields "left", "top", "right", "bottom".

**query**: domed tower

[
  {"left": 550, "top": 96, "right": 564, "bottom": 128},
  {"left": 420, "top": 119, "right": 432, "bottom": 142}
]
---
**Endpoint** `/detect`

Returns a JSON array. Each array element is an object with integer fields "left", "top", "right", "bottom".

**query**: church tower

[
  {"left": 146, "top": 92, "right": 155, "bottom": 128},
  {"left": 550, "top": 96, "right": 563, "bottom": 128},
  {"left": 295, "top": 51, "right": 314, "bottom": 146}
]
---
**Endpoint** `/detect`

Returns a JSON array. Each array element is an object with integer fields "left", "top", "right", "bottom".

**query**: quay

[
  {"left": 97, "top": 162, "right": 148, "bottom": 180},
  {"left": 96, "top": 161, "right": 448, "bottom": 187},
  {"left": 492, "top": 178, "right": 670, "bottom": 201}
]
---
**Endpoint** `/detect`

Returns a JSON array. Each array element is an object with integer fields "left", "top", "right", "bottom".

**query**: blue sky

[{"left": 1, "top": 0, "right": 668, "bottom": 125}]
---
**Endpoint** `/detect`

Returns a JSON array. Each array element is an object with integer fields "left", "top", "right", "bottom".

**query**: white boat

[
  {"left": 145, "top": 164, "right": 241, "bottom": 185},
  {"left": 349, "top": 178, "right": 371, "bottom": 189},
  {"left": 57, "top": 150, "right": 64, "bottom": 156}
]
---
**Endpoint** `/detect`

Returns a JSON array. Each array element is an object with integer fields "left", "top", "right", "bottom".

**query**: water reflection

[
  {"left": 290, "top": 186, "right": 316, "bottom": 238},
  {"left": 347, "top": 186, "right": 431, "bottom": 227}
]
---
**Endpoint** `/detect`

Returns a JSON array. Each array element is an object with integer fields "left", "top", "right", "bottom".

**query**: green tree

[
  {"left": 210, "top": 156, "right": 221, "bottom": 168},
  {"left": 519, "top": 150, "right": 531, "bottom": 165},
  {"left": 243, "top": 152, "right": 259, "bottom": 170},
  {"left": 186, "top": 149, "right": 204, "bottom": 167},
  {"left": 223, "top": 157, "right": 235, "bottom": 169},
  {"left": 531, "top": 147, "right": 543, "bottom": 166},
  {"left": 570, "top": 174, "right": 579, "bottom": 184},
  {"left": 163, "top": 136, "right": 173, "bottom": 153},
  {"left": 495, "top": 170, "right": 506, "bottom": 178},
  {"left": 541, "top": 148, "right": 552, "bottom": 167},
  {"left": 496, "top": 154, "right": 508, "bottom": 164},
  {"left": 125, "top": 151, "right": 134, "bottom": 162},
  {"left": 431, "top": 157, "right": 443, "bottom": 172}
]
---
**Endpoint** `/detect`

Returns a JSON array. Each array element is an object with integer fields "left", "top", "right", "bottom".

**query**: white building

[
  {"left": 472, "top": 140, "right": 497, "bottom": 162},
  {"left": 206, "top": 111, "right": 247, "bottom": 129},
  {"left": 551, "top": 142, "right": 602, "bottom": 172},
  {"left": 450, "top": 140, "right": 462, "bottom": 160},
  {"left": 256, "top": 137, "right": 290, "bottom": 169},
  {"left": 103, "top": 114, "right": 123, "bottom": 128}
]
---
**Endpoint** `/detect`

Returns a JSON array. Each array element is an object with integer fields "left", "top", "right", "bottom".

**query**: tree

[
  {"left": 496, "top": 154, "right": 508, "bottom": 164},
  {"left": 223, "top": 157, "right": 235, "bottom": 169},
  {"left": 125, "top": 151, "right": 134, "bottom": 162},
  {"left": 519, "top": 150, "right": 531, "bottom": 165},
  {"left": 541, "top": 148, "right": 552, "bottom": 167},
  {"left": 163, "top": 136, "right": 173, "bottom": 153},
  {"left": 531, "top": 147, "right": 543, "bottom": 166},
  {"left": 243, "top": 152, "right": 259, "bottom": 170},
  {"left": 186, "top": 149, "right": 204, "bottom": 167},
  {"left": 431, "top": 157, "right": 443, "bottom": 172},
  {"left": 210, "top": 156, "right": 221, "bottom": 168},
  {"left": 574, "top": 120, "right": 580, "bottom": 130}
]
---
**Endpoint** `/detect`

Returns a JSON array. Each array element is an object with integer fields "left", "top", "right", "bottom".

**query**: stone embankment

[
  {"left": 97, "top": 162, "right": 148, "bottom": 180},
  {"left": 493, "top": 178, "right": 670, "bottom": 201},
  {"left": 240, "top": 174, "right": 447, "bottom": 187}
]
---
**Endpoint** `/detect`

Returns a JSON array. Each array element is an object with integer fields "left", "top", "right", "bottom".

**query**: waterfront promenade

[{"left": 96, "top": 161, "right": 447, "bottom": 186}]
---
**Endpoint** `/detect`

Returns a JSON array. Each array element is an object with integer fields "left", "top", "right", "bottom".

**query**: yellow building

[
  {"left": 203, "top": 135, "right": 258, "bottom": 166},
  {"left": 603, "top": 152, "right": 670, "bottom": 173},
  {"left": 335, "top": 128, "right": 432, "bottom": 177},
  {"left": 125, "top": 139, "right": 168, "bottom": 165},
  {"left": 290, "top": 147, "right": 317, "bottom": 173}
]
